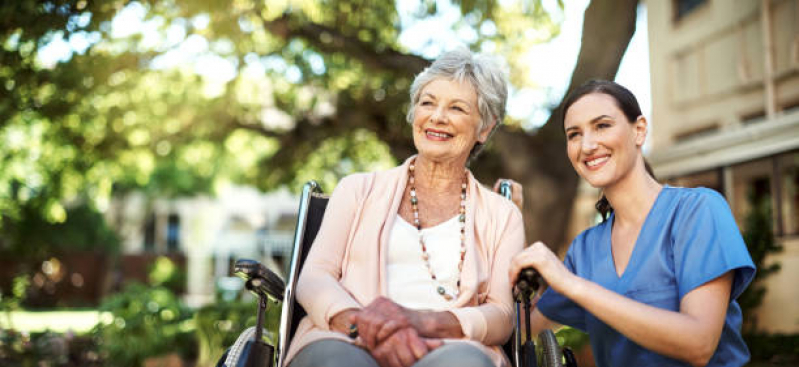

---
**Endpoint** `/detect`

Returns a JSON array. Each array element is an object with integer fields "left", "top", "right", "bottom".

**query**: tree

[
  {"left": 739, "top": 193, "right": 782, "bottom": 333},
  {"left": 1, "top": 0, "right": 639, "bottom": 254}
]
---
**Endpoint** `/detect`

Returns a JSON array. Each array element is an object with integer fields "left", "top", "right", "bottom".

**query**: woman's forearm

[
  {"left": 528, "top": 308, "right": 558, "bottom": 337},
  {"left": 411, "top": 310, "right": 464, "bottom": 339},
  {"left": 561, "top": 272, "right": 732, "bottom": 366}
]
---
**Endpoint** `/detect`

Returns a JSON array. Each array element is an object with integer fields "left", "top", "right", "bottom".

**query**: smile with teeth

[
  {"left": 585, "top": 155, "right": 610, "bottom": 168},
  {"left": 426, "top": 130, "right": 453, "bottom": 139}
]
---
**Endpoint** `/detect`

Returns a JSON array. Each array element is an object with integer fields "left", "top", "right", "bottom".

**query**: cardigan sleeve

[
  {"left": 449, "top": 203, "right": 525, "bottom": 345},
  {"left": 295, "top": 174, "right": 366, "bottom": 329}
]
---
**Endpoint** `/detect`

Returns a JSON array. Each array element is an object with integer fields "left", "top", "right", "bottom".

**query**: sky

[
  {"left": 37, "top": 0, "right": 652, "bottom": 132},
  {"left": 394, "top": 0, "right": 651, "bottom": 128}
]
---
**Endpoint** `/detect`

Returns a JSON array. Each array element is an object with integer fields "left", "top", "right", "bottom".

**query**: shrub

[
  {"left": 93, "top": 282, "right": 195, "bottom": 366},
  {"left": 740, "top": 194, "right": 783, "bottom": 333},
  {"left": 745, "top": 332, "right": 799, "bottom": 365},
  {"left": 0, "top": 329, "right": 101, "bottom": 367},
  {"left": 194, "top": 298, "right": 281, "bottom": 367}
]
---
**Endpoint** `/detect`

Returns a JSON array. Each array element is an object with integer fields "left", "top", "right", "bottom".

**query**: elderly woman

[{"left": 284, "top": 48, "right": 524, "bottom": 367}]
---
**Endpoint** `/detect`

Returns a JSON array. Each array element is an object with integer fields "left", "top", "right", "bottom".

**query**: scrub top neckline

[{"left": 606, "top": 185, "right": 671, "bottom": 280}]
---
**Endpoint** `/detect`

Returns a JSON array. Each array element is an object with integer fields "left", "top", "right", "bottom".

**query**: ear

[
  {"left": 633, "top": 115, "right": 647, "bottom": 147},
  {"left": 478, "top": 119, "right": 498, "bottom": 144}
]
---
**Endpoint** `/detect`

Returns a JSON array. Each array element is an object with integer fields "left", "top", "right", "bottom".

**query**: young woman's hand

[
  {"left": 509, "top": 241, "right": 574, "bottom": 293},
  {"left": 493, "top": 179, "right": 524, "bottom": 211}
]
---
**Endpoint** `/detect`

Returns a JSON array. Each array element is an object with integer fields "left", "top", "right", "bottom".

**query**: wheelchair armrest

[{"left": 235, "top": 259, "right": 286, "bottom": 300}]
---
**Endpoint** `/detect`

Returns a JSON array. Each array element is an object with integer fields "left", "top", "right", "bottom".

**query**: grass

[{"left": 0, "top": 309, "right": 109, "bottom": 333}]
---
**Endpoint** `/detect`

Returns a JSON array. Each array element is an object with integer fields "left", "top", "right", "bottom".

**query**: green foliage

[
  {"left": 1, "top": 0, "right": 563, "bottom": 236},
  {"left": 739, "top": 194, "right": 783, "bottom": 333},
  {"left": 147, "top": 256, "right": 187, "bottom": 295},
  {"left": 555, "top": 326, "right": 589, "bottom": 351},
  {"left": 744, "top": 332, "right": 799, "bottom": 365},
  {"left": 0, "top": 200, "right": 119, "bottom": 260},
  {"left": 0, "top": 275, "right": 31, "bottom": 329},
  {"left": 93, "top": 283, "right": 195, "bottom": 366},
  {"left": 0, "top": 329, "right": 102, "bottom": 367},
  {"left": 194, "top": 299, "right": 281, "bottom": 367}
]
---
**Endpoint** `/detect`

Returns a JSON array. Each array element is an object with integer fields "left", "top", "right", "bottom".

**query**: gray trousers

[{"left": 287, "top": 339, "right": 494, "bottom": 367}]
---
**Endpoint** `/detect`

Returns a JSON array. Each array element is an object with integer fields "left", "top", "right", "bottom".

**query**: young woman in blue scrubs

[{"left": 508, "top": 80, "right": 755, "bottom": 367}]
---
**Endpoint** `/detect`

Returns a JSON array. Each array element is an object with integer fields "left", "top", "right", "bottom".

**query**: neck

[
  {"left": 412, "top": 155, "right": 467, "bottom": 192},
  {"left": 603, "top": 162, "right": 662, "bottom": 227}
]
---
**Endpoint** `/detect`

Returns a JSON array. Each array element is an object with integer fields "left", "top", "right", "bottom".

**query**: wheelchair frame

[{"left": 225, "top": 180, "right": 575, "bottom": 367}]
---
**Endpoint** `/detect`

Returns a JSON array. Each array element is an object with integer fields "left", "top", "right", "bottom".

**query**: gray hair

[{"left": 406, "top": 47, "right": 509, "bottom": 159}]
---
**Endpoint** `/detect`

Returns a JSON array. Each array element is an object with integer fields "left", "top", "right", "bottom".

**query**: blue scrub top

[{"left": 537, "top": 186, "right": 756, "bottom": 367}]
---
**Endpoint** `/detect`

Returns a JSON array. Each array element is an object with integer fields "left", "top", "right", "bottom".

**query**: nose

[
  {"left": 581, "top": 132, "right": 598, "bottom": 152},
  {"left": 430, "top": 106, "right": 448, "bottom": 123}
]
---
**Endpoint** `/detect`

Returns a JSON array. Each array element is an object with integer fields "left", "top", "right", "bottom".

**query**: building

[
  {"left": 107, "top": 185, "right": 299, "bottom": 307},
  {"left": 645, "top": 0, "right": 799, "bottom": 333}
]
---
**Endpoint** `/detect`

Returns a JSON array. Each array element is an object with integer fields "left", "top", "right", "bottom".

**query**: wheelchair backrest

[{"left": 277, "top": 181, "right": 328, "bottom": 367}]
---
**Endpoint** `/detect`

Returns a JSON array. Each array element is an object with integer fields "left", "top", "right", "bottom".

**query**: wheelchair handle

[
  {"left": 235, "top": 259, "right": 286, "bottom": 300},
  {"left": 516, "top": 267, "right": 542, "bottom": 294},
  {"left": 499, "top": 180, "right": 513, "bottom": 199}
]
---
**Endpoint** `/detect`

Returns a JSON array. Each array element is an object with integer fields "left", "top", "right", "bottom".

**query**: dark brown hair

[{"left": 561, "top": 80, "right": 656, "bottom": 221}]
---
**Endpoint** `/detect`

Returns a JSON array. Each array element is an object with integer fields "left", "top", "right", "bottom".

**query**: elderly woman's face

[{"left": 412, "top": 78, "right": 486, "bottom": 164}]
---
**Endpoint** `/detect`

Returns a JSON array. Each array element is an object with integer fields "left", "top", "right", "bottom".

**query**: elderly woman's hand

[
  {"left": 371, "top": 328, "right": 442, "bottom": 367},
  {"left": 352, "top": 297, "right": 414, "bottom": 350},
  {"left": 493, "top": 179, "right": 524, "bottom": 211},
  {"left": 329, "top": 308, "right": 361, "bottom": 335}
]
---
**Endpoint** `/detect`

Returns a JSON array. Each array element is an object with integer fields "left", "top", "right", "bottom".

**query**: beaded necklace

[{"left": 407, "top": 160, "right": 467, "bottom": 301}]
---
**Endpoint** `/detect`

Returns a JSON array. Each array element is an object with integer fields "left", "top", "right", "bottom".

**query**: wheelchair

[{"left": 217, "top": 180, "right": 577, "bottom": 367}]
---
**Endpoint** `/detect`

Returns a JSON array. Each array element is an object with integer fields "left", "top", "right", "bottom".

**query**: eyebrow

[
  {"left": 564, "top": 114, "right": 613, "bottom": 132},
  {"left": 420, "top": 92, "right": 473, "bottom": 106}
]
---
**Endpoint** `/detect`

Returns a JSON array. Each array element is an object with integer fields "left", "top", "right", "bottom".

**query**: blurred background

[{"left": 1, "top": 0, "right": 797, "bottom": 366}]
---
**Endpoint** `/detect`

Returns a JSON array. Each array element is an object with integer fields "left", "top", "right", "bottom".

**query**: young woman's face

[
  {"left": 411, "top": 78, "right": 489, "bottom": 164},
  {"left": 563, "top": 93, "right": 646, "bottom": 189}
]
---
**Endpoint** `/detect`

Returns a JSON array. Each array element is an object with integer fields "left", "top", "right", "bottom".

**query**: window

[
  {"left": 143, "top": 214, "right": 156, "bottom": 252},
  {"left": 673, "top": 123, "right": 719, "bottom": 143},
  {"left": 731, "top": 157, "right": 773, "bottom": 228},
  {"left": 779, "top": 151, "right": 799, "bottom": 235},
  {"left": 674, "top": 0, "right": 708, "bottom": 20},
  {"left": 166, "top": 214, "right": 180, "bottom": 252},
  {"left": 666, "top": 169, "right": 722, "bottom": 194}
]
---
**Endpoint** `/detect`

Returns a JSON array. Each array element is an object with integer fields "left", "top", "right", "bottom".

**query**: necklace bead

[{"left": 407, "top": 159, "right": 467, "bottom": 301}]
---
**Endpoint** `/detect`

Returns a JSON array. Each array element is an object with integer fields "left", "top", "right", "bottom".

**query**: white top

[{"left": 387, "top": 214, "right": 462, "bottom": 310}]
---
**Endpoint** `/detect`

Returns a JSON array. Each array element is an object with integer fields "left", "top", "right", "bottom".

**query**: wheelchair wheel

[{"left": 536, "top": 329, "right": 564, "bottom": 367}]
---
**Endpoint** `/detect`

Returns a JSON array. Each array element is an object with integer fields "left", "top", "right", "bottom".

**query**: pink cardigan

[{"left": 284, "top": 157, "right": 525, "bottom": 367}]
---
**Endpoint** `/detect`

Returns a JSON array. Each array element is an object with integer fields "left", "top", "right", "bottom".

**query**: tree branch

[{"left": 262, "top": 13, "right": 430, "bottom": 76}]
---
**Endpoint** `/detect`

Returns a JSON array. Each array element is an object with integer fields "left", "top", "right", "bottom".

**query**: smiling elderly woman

[{"left": 283, "top": 48, "right": 525, "bottom": 367}]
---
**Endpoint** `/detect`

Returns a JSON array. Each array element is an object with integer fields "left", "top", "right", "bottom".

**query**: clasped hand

[{"left": 341, "top": 297, "right": 443, "bottom": 367}]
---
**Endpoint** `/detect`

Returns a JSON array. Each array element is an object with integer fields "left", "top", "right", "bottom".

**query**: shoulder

[
  {"left": 667, "top": 186, "right": 732, "bottom": 214},
  {"left": 335, "top": 165, "right": 403, "bottom": 192},
  {"left": 473, "top": 182, "right": 523, "bottom": 223},
  {"left": 568, "top": 220, "right": 608, "bottom": 255},
  {"left": 333, "top": 172, "right": 373, "bottom": 194},
  {"left": 331, "top": 165, "right": 404, "bottom": 204}
]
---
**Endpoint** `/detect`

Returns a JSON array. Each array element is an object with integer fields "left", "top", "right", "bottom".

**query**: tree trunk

[{"left": 478, "top": 0, "right": 639, "bottom": 252}]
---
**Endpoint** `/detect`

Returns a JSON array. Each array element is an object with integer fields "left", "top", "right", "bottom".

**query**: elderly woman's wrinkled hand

[
  {"left": 352, "top": 296, "right": 414, "bottom": 350},
  {"left": 371, "top": 327, "right": 442, "bottom": 367}
]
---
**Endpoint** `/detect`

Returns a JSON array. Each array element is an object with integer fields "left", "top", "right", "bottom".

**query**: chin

[
  {"left": 581, "top": 172, "right": 614, "bottom": 189},
  {"left": 418, "top": 146, "right": 452, "bottom": 158}
]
